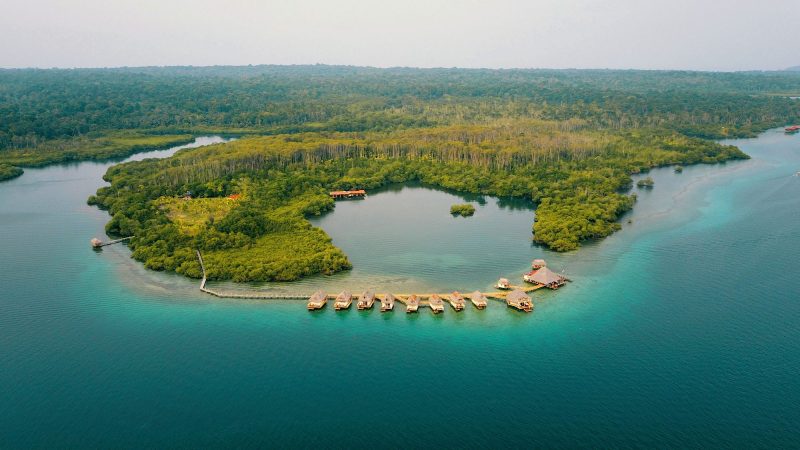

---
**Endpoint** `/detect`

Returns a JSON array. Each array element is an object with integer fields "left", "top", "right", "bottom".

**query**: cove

[{"left": 1, "top": 130, "right": 800, "bottom": 447}]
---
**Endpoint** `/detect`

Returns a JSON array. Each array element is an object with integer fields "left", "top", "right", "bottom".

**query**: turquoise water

[{"left": 2, "top": 130, "right": 800, "bottom": 447}]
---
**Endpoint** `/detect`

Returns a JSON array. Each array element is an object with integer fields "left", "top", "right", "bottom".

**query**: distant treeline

[{"left": 2, "top": 66, "right": 800, "bottom": 150}]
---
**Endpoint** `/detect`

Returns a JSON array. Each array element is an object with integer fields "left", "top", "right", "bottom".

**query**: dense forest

[
  {"left": 3, "top": 65, "right": 799, "bottom": 281},
  {"left": 90, "top": 123, "right": 746, "bottom": 281}
]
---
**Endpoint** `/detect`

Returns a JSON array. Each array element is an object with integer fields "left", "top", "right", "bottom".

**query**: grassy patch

[{"left": 155, "top": 196, "right": 239, "bottom": 236}]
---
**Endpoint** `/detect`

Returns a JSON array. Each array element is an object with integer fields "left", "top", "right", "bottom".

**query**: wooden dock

[
  {"left": 91, "top": 236, "right": 133, "bottom": 248},
  {"left": 194, "top": 251, "right": 554, "bottom": 313}
]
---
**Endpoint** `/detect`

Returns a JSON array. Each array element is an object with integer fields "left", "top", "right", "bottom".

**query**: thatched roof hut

[
  {"left": 527, "top": 267, "right": 566, "bottom": 289},
  {"left": 496, "top": 278, "right": 511, "bottom": 290},
  {"left": 357, "top": 291, "right": 375, "bottom": 310},
  {"left": 90, "top": 238, "right": 103, "bottom": 248},
  {"left": 406, "top": 294, "right": 420, "bottom": 313},
  {"left": 428, "top": 294, "right": 445, "bottom": 314},
  {"left": 470, "top": 291, "right": 488, "bottom": 309},
  {"left": 506, "top": 289, "right": 533, "bottom": 312},
  {"left": 380, "top": 294, "right": 395, "bottom": 312},
  {"left": 334, "top": 291, "right": 352, "bottom": 310},
  {"left": 448, "top": 291, "right": 465, "bottom": 311},
  {"left": 307, "top": 290, "right": 327, "bottom": 310},
  {"left": 532, "top": 259, "right": 547, "bottom": 269}
]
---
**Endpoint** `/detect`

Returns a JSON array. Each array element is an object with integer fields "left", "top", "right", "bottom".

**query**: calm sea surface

[{"left": 1, "top": 131, "right": 799, "bottom": 448}]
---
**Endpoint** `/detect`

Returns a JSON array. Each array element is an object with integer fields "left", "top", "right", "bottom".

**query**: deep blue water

[{"left": 1, "top": 131, "right": 800, "bottom": 448}]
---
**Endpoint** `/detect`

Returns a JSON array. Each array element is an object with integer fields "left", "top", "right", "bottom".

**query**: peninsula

[{"left": 2, "top": 66, "right": 799, "bottom": 283}]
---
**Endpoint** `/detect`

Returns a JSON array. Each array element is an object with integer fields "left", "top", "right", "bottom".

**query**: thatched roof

[
  {"left": 528, "top": 267, "right": 565, "bottom": 285},
  {"left": 308, "top": 290, "right": 326, "bottom": 304},
  {"left": 470, "top": 290, "right": 487, "bottom": 301},
  {"left": 506, "top": 289, "right": 531, "bottom": 305}
]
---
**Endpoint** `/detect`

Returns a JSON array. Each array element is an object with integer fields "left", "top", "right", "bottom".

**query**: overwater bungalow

[
  {"left": 406, "top": 294, "right": 420, "bottom": 313},
  {"left": 495, "top": 278, "right": 511, "bottom": 290},
  {"left": 429, "top": 294, "right": 445, "bottom": 314},
  {"left": 524, "top": 266, "right": 567, "bottom": 289},
  {"left": 334, "top": 291, "right": 352, "bottom": 310},
  {"left": 307, "top": 290, "right": 327, "bottom": 310},
  {"left": 448, "top": 291, "right": 466, "bottom": 311},
  {"left": 470, "top": 291, "right": 488, "bottom": 309},
  {"left": 380, "top": 294, "right": 395, "bottom": 312},
  {"left": 506, "top": 290, "right": 533, "bottom": 312},
  {"left": 532, "top": 259, "right": 547, "bottom": 270},
  {"left": 357, "top": 291, "right": 376, "bottom": 310},
  {"left": 91, "top": 238, "right": 103, "bottom": 248}
]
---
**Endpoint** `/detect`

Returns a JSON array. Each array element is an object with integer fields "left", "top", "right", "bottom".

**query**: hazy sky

[{"left": 2, "top": 0, "right": 797, "bottom": 70}]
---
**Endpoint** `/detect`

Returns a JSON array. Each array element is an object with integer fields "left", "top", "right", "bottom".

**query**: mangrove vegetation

[
  {"left": 451, "top": 204, "right": 476, "bottom": 217},
  {"left": 2, "top": 65, "right": 797, "bottom": 280}
]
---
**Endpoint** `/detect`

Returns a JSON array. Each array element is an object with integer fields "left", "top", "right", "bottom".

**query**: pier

[
  {"left": 91, "top": 236, "right": 133, "bottom": 248},
  {"left": 194, "top": 250, "right": 554, "bottom": 313}
]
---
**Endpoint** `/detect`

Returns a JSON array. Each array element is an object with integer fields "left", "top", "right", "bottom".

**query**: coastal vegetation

[
  {"left": 0, "top": 131, "right": 193, "bottom": 180},
  {"left": 451, "top": 204, "right": 476, "bottom": 217},
  {"left": 637, "top": 177, "right": 655, "bottom": 188},
  {"left": 91, "top": 123, "right": 746, "bottom": 280},
  {"left": 2, "top": 65, "right": 798, "bottom": 280},
  {"left": 0, "top": 163, "right": 23, "bottom": 181}
]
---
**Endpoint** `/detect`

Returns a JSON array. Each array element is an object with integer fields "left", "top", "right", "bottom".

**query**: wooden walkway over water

[
  {"left": 195, "top": 250, "right": 547, "bottom": 308},
  {"left": 91, "top": 236, "right": 133, "bottom": 248}
]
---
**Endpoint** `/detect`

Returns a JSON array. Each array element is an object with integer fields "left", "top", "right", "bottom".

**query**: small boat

[
  {"left": 786, "top": 125, "right": 800, "bottom": 133},
  {"left": 470, "top": 291, "right": 488, "bottom": 309},
  {"left": 405, "top": 295, "right": 420, "bottom": 313},
  {"left": 357, "top": 291, "right": 375, "bottom": 310},
  {"left": 495, "top": 278, "right": 511, "bottom": 290},
  {"left": 334, "top": 291, "right": 352, "bottom": 310},
  {"left": 428, "top": 295, "right": 445, "bottom": 314}
]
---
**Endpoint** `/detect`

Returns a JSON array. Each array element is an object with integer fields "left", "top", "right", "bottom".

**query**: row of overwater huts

[
  {"left": 304, "top": 290, "right": 533, "bottom": 312},
  {"left": 307, "top": 259, "right": 567, "bottom": 314}
]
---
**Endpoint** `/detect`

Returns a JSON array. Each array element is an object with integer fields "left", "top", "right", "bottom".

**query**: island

[
  {"left": 637, "top": 177, "right": 655, "bottom": 188},
  {"left": 3, "top": 66, "right": 799, "bottom": 283},
  {"left": 450, "top": 203, "right": 476, "bottom": 217}
]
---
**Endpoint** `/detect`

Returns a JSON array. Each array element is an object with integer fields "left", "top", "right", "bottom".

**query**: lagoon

[{"left": 1, "top": 130, "right": 800, "bottom": 447}]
